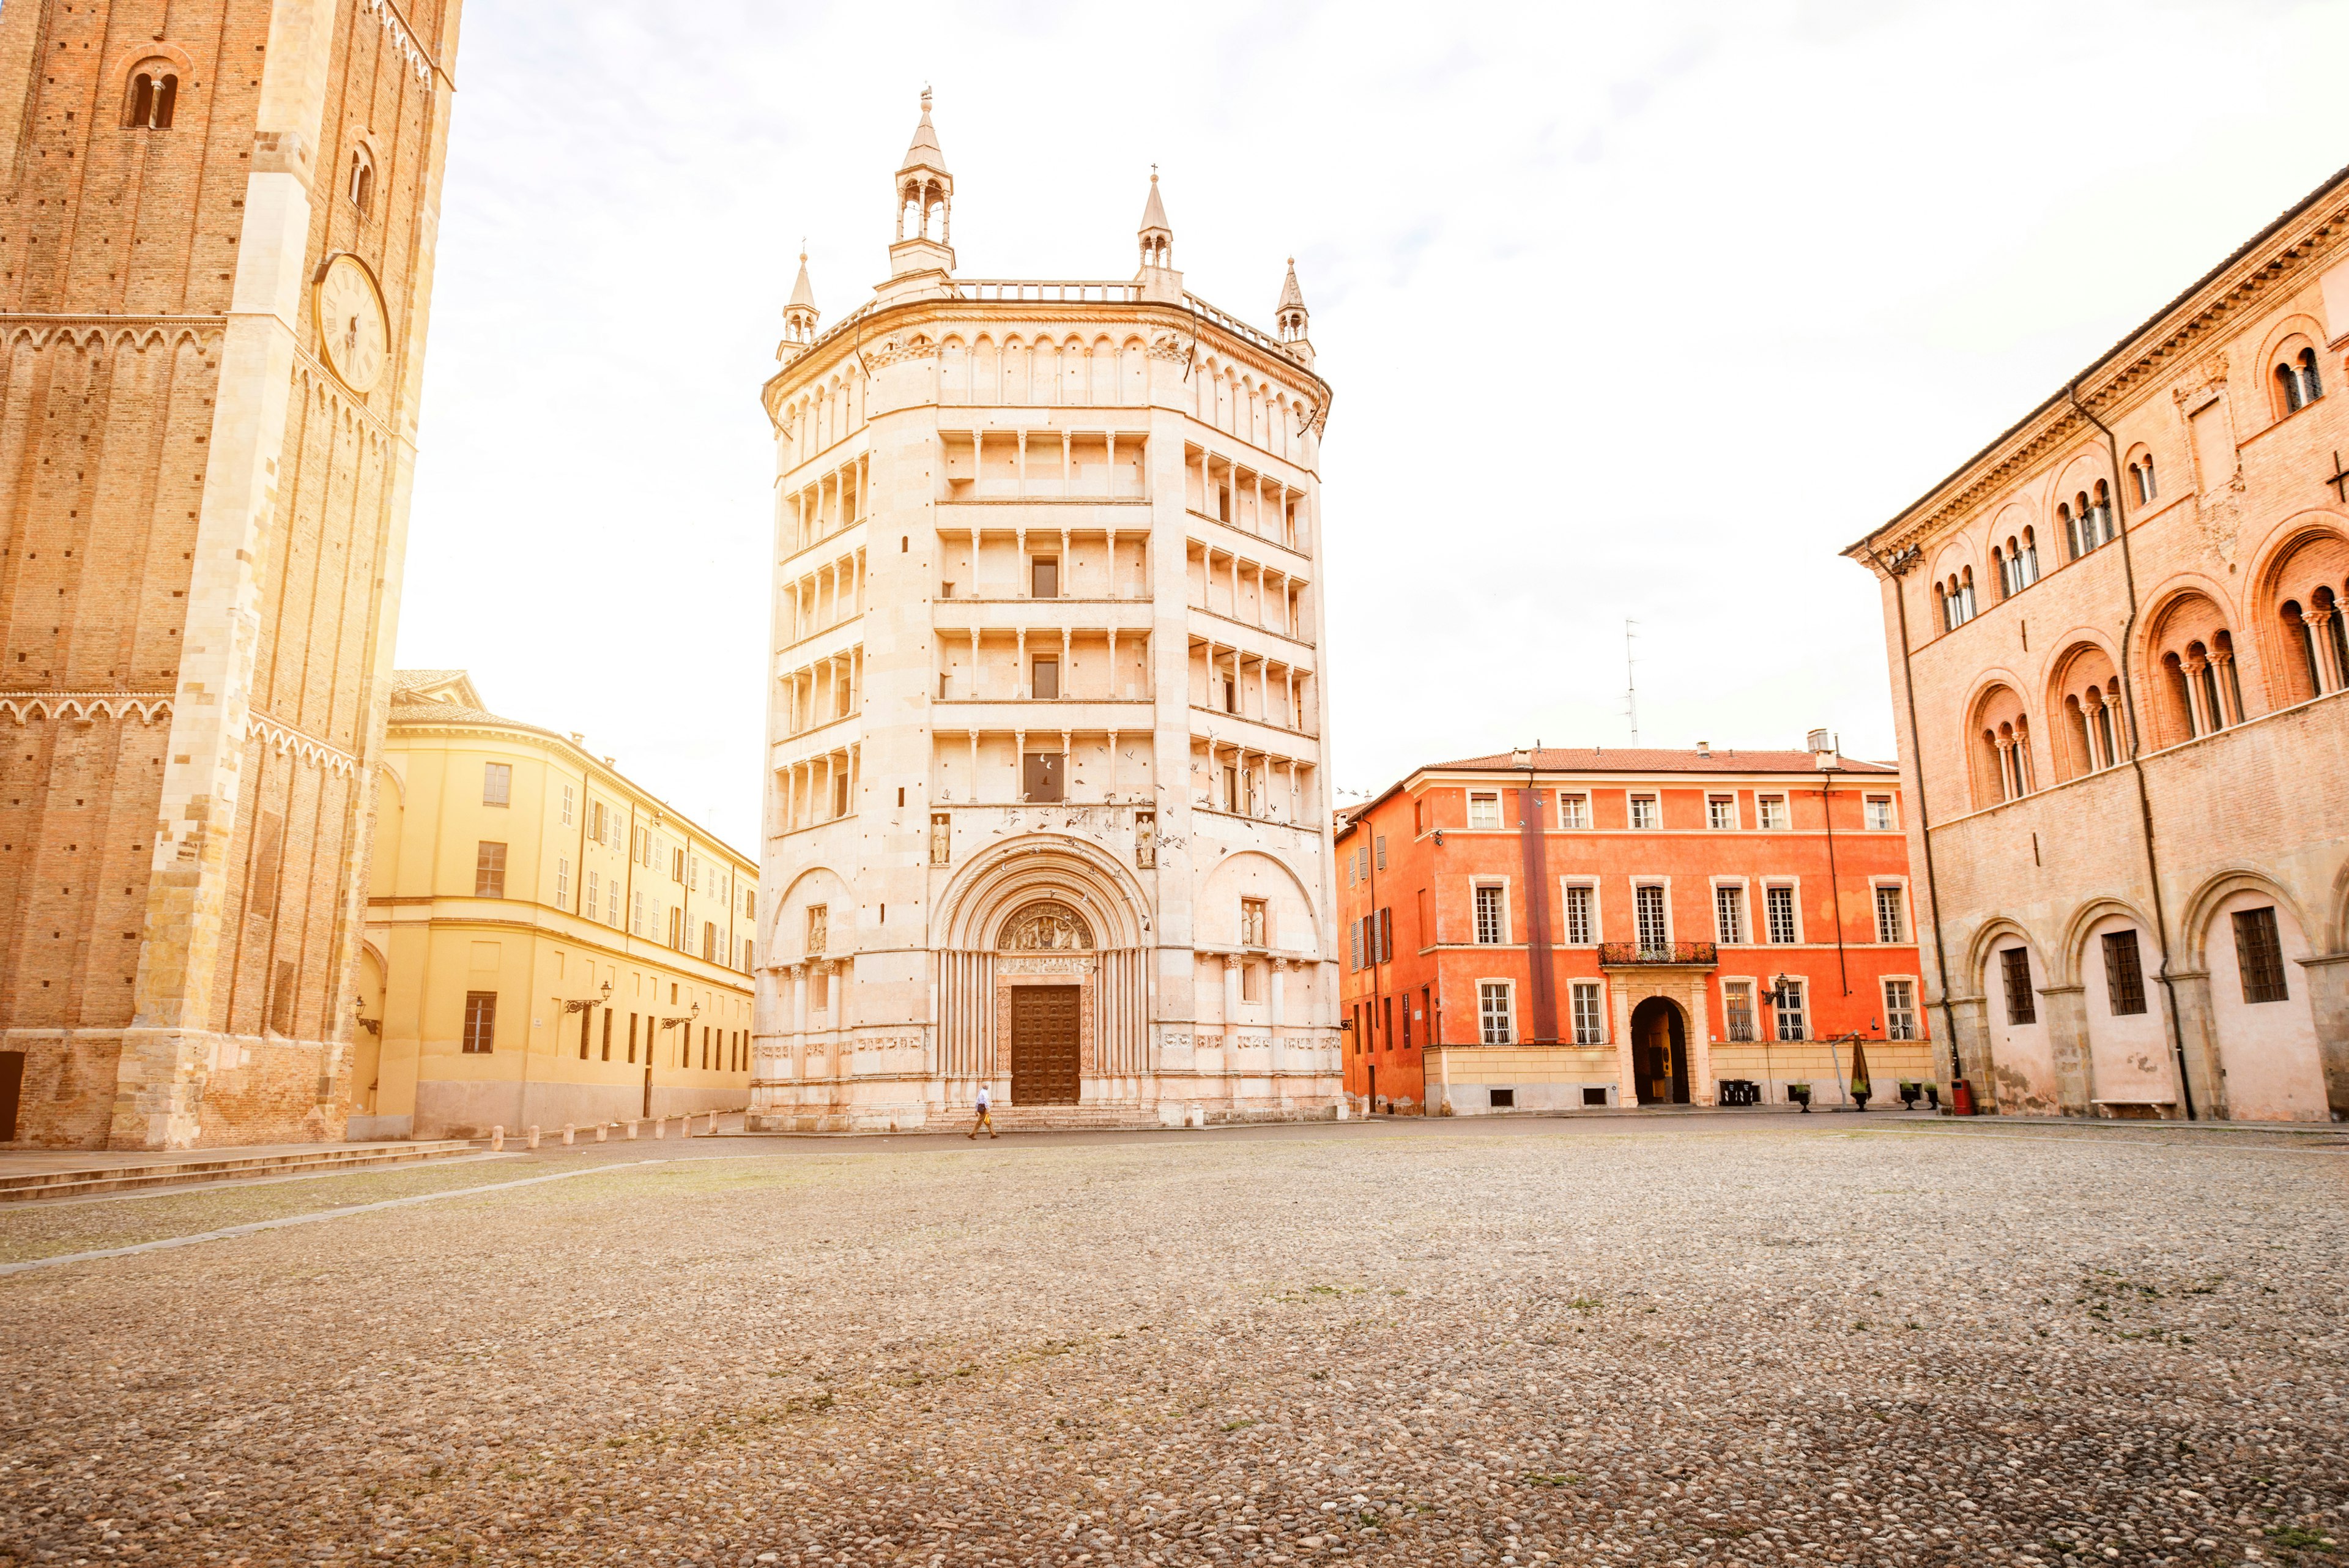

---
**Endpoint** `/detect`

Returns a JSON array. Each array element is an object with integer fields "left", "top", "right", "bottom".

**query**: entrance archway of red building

[{"left": 1630, "top": 997, "right": 1691, "bottom": 1106}]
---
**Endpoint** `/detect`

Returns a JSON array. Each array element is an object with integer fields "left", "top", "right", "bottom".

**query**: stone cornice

[
  {"left": 760, "top": 292, "right": 1333, "bottom": 432},
  {"left": 1847, "top": 165, "right": 2349, "bottom": 564}
]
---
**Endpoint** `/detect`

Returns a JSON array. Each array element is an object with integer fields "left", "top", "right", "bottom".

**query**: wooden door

[
  {"left": 1011, "top": 986, "right": 1082, "bottom": 1105},
  {"left": 0, "top": 1050, "right": 21, "bottom": 1140}
]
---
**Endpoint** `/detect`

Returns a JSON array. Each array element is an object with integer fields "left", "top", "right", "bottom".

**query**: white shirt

[{"left": 976, "top": 1085, "right": 991, "bottom": 1109}]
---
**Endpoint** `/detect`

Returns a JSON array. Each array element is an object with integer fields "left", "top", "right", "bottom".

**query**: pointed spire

[
  {"left": 781, "top": 245, "right": 820, "bottom": 351},
  {"left": 900, "top": 85, "right": 947, "bottom": 177},
  {"left": 1140, "top": 169, "right": 1169, "bottom": 235},
  {"left": 1137, "top": 166, "right": 1173, "bottom": 273},
  {"left": 889, "top": 87, "right": 955, "bottom": 280},
  {"left": 1276, "top": 256, "right": 1311, "bottom": 354}
]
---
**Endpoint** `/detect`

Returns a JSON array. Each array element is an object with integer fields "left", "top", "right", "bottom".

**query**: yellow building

[{"left": 354, "top": 672, "right": 757, "bottom": 1139}]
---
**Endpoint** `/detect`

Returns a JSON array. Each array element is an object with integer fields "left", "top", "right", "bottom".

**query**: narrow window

[
  {"left": 1865, "top": 794, "right": 1894, "bottom": 831},
  {"left": 2232, "top": 907, "right": 2288, "bottom": 1003},
  {"left": 2100, "top": 929, "right": 2148, "bottom": 1016},
  {"left": 1773, "top": 978, "right": 1807, "bottom": 1041},
  {"left": 1764, "top": 885, "right": 1797, "bottom": 945},
  {"left": 483, "top": 761, "right": 511, "bottom": 807},
  {"left": 349, "top": 146, "right": 374, "bottom": 212},
  {"left": 1629, "top": 794, "right": 1660, "bottom": 830},
  {"left": 2001, "top": 946, "right": 2036, "bottom": 1024},
  {"left": 1883, "top": 979, "right": 1917, "bottom": 1040},
  {"left": 2096, "top": 701, "right": 2118, "bottom": 764},
  {"left": 1714, "top": 885, "right": 1746, "bottom": 945},
  {"left": 585, "top": 871, "right": 600, "bottom": 923},
  {"left": 269, "top": 959, "right": 299, "bottom": 1035},
  {"left": 1031, "top": 555, "right": 1059, "bottom": 598},
  {"left": 1635, "top": 885, "right": 1669, "bottom": 953},
  {"left": 1707, "top": 794, "right": 1736, "bottom": 830},
  {"left": 2279, "top": 359, "right": 2308, "bottom": 414},
  {"left": 1873, "top": 885, "right": 1906, "bottom": 943},
  {"left": 1375, "top": 834, "right": 1387, "bottom": 871},
  {"left": 628, "top": 1013, "right": 638, "bottom": 1063},
  {"left": 1562, "top": 885, "right": 1594, "bottom": 945},
  {"left": 1474, "top": 885, "right": 1505, "bottom": 945},
  {"left": 2300, "top": 347, "right": 2325, "bottom": 404},
  {"left": 462, "top": 991, "right": 498, "bottom": 1053},
  {"left": 1468, "top": 792, "right": 1501, "bottom": 829},
  {"left": 1031, "top": 656, "right": 1059, "bottom": 700},
  {"left": 475, "top": 842, "right": 507, "bottom": 898},
  {"left": 1723, "top": 981, "right": 1756, "bottom": 1042},
  {"left": 555, "top": 857, "right": 571, "bottom": 911},
  {"left": 1479, "top": 983, "right": 1513, "bottom": 1045},
  {"left": 1558, "top": 793, "right": 1590, "bottom": 829}
]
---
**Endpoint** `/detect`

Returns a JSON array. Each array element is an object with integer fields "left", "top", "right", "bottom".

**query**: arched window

[
  {"left": 2283, "top": 599, "right": 2324, "bottom": 699},
  {"left": 2093, "top": 686, "right": 2118, "bottom": 767},
  {"left": 2019, "top": 526, "right": 2039, "bottom": 585},
  {"left": 348, "top": 145, "right": 375, "bottom": 212},
  {"left": 125, "top": 69, "right": 178, "bottom": 130},
  {"left": 2129, "top": 456, "right": 2158, "bottom": 504},
  {"left": 1991, "top": 544, "right": 2009, "bottom": 599},
  {"left": 1961, "top": 566, "right": 1976, "bottom": 622},
  {"left": 2148, "top": 593, "right": 2240, "bottom": 744},
  {"left": 2299, "top": 347, "right": 2324, "bottom": 405}
]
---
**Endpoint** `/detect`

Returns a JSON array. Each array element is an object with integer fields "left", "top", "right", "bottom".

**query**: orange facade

[{"left": 1335, "top": 746, "right": 1934, "bottom": 1115}]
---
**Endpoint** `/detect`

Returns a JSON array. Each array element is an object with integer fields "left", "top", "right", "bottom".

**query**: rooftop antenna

[{"left": 1622, "top": 619, "right": 1641, "bottom": 748}]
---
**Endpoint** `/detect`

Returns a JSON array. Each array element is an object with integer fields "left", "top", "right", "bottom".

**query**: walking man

[{"left": 968, "top": 1081, "right": 996, "bottom": 1140}]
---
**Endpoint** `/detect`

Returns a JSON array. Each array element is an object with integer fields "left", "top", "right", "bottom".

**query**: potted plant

[
  {"left": 1848, "top": 1039, "right": 1872, "bottom": 1112},
  {"left": 1898, "top": 1080, "right": 1922, "bottom": 1109},
  {"left": 1786, "top": 1082, "right": 1812, "bottom": 1112}
]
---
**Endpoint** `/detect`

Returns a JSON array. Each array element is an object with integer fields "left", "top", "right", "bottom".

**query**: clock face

[{"left": 314, "top": 253, "right": 389, "bottom": 394}]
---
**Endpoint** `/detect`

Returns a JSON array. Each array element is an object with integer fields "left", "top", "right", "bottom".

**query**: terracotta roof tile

[{"left": 1425, "top": 746, "right": 1898, "bottom": 776}]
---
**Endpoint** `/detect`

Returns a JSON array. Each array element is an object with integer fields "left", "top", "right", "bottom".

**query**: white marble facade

[{"left": 748, "top": 95, "right": 1343, "bottom": 1129}]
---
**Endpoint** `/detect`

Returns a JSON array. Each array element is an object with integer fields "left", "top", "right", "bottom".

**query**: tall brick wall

[{"left": 0, "top": 0, "right": 463, "bottom": 1148}]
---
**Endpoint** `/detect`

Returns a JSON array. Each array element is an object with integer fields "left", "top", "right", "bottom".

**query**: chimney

[
  {"left": 1696, "top": 740, "right": 1710, "bottom": 758},
  {"left": 1806, "top": 727, "right": 1831, "bottom": 754}
]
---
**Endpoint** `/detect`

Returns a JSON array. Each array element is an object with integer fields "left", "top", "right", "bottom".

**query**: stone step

[{"left": 0, "top": 1141, "right": 480, "bottom": 1203}]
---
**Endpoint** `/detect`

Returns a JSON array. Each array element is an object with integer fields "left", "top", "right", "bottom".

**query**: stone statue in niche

[{"left": 1001, "top": 901, "right": 1094, "bottom": 952}]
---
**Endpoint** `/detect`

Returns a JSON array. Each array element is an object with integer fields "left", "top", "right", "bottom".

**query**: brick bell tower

[{"left": 0, "top": 0, "right": 466, "bottom": 1148}]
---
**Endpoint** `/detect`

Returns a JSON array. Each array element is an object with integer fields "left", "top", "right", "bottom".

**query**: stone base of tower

[
  {"left": 745, "top": 1070, "right": 1348, "bottom": 1135},
  {"left": 0, "top": 1027, "right": 351, "bottom": 1151}
]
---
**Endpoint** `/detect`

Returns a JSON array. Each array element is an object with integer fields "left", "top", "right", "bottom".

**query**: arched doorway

[
  {"left": 1001, "top": 901, "right": 1089, "bottom": 1106},
  {"left": 1630, "top": 997, "right": 1690, "bottom": 1105}
]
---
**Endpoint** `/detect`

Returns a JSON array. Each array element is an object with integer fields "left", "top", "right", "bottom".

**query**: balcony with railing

[{"left": 1598, "top": 941, "right": 1719, "bottom": 968}]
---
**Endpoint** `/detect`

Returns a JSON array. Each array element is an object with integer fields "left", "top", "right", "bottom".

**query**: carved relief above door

[{"left": 999, "top": 900, "right": 1094, "bottom": 952}]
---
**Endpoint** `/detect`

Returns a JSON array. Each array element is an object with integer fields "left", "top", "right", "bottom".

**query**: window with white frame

[
  {"left": 1707, "top": 794, "right": 1737, "bottom": 830},
  {"left": 1570, "top": 981, "right": 1605, "bottom": 1045},
  {"left": 585, "top": 871, "right": 601, "bottom": 923},
  {"left": 1634, "top": 883, "right": 1669, "bottom": 952},
  {"left": 1629, "top": 794, "right": 1660, "bottom": 830},
  {"left": 1723, "top": 980, "right": 1756, "bottom": 1041},
  {"left": 1715, "top": 884, "right": 1747, "bottom": 945},
  {"left": 1757, "top": 794, "right": 1789, "bottom": 829},
  {"left": 1764, "top": 885, "right": 1797, "bottom": 944},
  {"left": 555, "top": 857, "right": 570, "bottom": 911},
  {"left": 1874, "top": 885, "right": 1907, "bottom": 944},
  {"left": 1865, "top": 794, "right": 1894, "bottom": 831},
  {"left": 1479, "top": 982, "right": 1513, "bottom": 1044},
  {"left": 1468, "top": 792, "right": 1501, "bottom": 829},
  {"left": 1883, "top": 978, "right": 1918, "bottom": 1040},
  {"left": 1774, "top": 977, "right": 1808, "bottom": 1041},
  {"left": 1562, "top": 883, "right": 1594, "bottom": 945},
  {"left": 1474, "top": 883, "right": 1506, "bottom": 945},
  {"left": 1558, "top": 793, "right": 1590, "bottom": 829},
  {"left": 561, "top": 784, "right": 574, "bottom": 827},
  {"left": 483, "top": 761, "right": 511, "bottom": 808}
]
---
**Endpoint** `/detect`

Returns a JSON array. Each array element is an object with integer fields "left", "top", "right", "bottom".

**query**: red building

[{"left": 1334, "top": 741, "right": 1933, "bottom": 1114}]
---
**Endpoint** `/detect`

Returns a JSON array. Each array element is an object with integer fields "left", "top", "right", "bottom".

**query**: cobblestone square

[{"left": 0, "top": 1119, "right": 2342, "bottom": 1568}]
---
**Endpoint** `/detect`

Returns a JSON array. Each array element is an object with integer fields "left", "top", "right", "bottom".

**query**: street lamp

[{"left": 650, "top": 1000, "right": 700, "bottom": 1118}]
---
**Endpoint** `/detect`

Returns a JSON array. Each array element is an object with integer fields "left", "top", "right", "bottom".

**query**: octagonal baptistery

[{"left": 749, "top": 94, "right": 1343, "bottom": 1131}]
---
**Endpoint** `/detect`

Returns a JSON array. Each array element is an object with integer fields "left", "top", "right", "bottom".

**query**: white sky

[{"left": 398, "top": 0, "right": 2349, "bottom": 850}]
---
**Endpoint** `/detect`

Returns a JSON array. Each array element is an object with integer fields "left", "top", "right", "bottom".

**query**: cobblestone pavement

[{"left": 0, "top": 1119, "right": 2342, "bottom": 1568}]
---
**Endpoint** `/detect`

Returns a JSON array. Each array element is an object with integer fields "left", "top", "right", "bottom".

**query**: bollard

[
  {"left": 626, "top": 1119, "right": 639, "bottom": 1140},
  {"left": 562, "top": 1123, "right": 575, "bottom": 1146},
  {"left": 527, "top": 1125, "right": 541, "bottom": 1151},
  {"left": 595, "top": 1123, "right": 607, "bottom": 1143},
  {"left": 680, "top": 1113, "right": 693, "bottom": 1139},
  {"left": 653, "top": 1117, "right": 666, "bottom": 1140},
  {"left": 707, "top": 1111, "right": 721, "bottom": 1136},
  {"left": 491, "top": 1124, "right": 504, "bottom": 1152}
]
